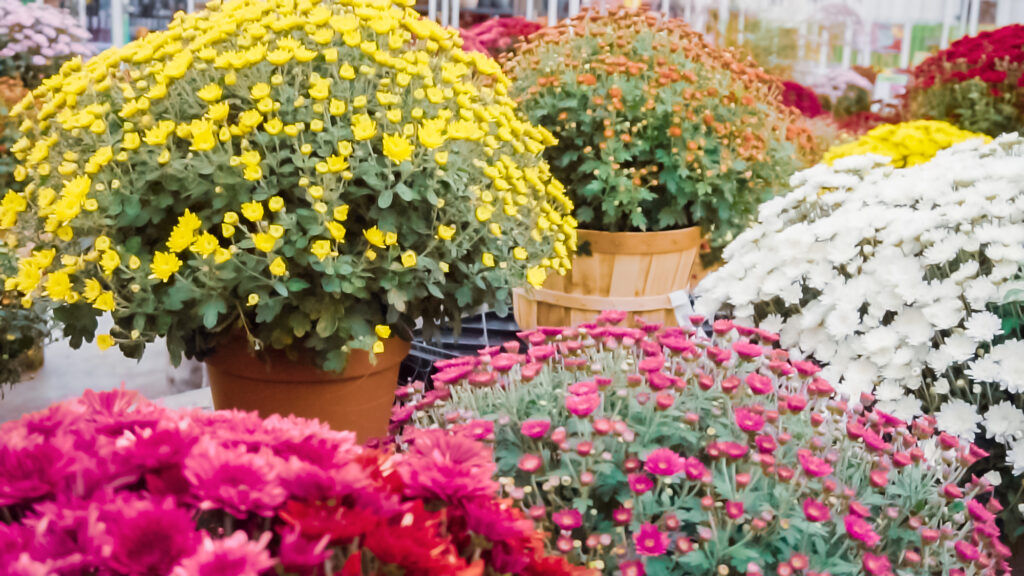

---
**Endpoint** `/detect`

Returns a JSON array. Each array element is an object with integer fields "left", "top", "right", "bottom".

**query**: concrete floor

[{"left": 0, "top": 317, "right": 211, "bottom": 423}]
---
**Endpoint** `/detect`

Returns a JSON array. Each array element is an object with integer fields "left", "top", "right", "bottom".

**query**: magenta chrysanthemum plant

[
  {"left": 0, "top": 388, "right": 589, "bottom": 576},
  {"left": 393, "top": 312, "right": 1010, "bottom": 576}
]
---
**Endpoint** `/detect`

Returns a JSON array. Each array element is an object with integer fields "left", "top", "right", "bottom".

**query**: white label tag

[{"left": 669, "top": 290, "right": 694, "bottom": 326}]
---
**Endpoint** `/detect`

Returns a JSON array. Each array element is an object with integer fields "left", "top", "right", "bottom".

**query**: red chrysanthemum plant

[{"left": 393, "top": 312, "right": 1011, "bottom": 575}]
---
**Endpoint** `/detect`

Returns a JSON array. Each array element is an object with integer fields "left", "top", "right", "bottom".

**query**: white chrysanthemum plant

[{"left": 695, "top": 134, "right": 1024, "bottom": 523}]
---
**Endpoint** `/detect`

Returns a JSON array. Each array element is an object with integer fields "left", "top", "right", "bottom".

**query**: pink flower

[
  {"left": 456, "top": 419, "right": 494, "bottom": 440},
  {"left": 520, "top": 419, "right": 551, "bottom": 439},
  {"left": 184, "top": 440, "right": 288, "bottom": 518},
  {"left": 745, "top": 373, "right": 773, "bottom": 394},
  {"left": 628, "top": 473, "right": 654, "bottom": 494},
  {"left": 732, "top": 341, "right": 763, "bottom": 359},
  {"left": 719, "top": 442, "right": 749, "bottom": 459},
  {"left": 734, "top": 408, "right": 765, "bottom": 432},
  {"left": 632, "top": 523, "right": 669, "bottom": 555},
  {"left": 861, "top": 552, "right": 891, "bottom": 575},
  {"left": 754, "top": 435, "right": 777, "bottom": 453},
  {"left": 398, "top": 429, "right": 498, "bottom": 503},
  {"left": 565, "top": 392, "right": 601, "bottom": 417},
  {"left": 796, "top": 449, "right": 833, "bottom": 478},
  {"left": 619, "top": 560, "right": 646, "bottom": 576},
  {"left": 518, "top": 454, "right": 543, "bottom": 473},
  {"left": 568, "top": 381, "right": 598, "bottom": 395},
  {"left": 954, "top": 540, "right": 980, "bottom": 561},
  {"left": 490, "top": 353, "right": 522, "bottom": 371},
  {"left": 101, "top": 495, "right": 200, "bottom": 575},
  {"left": 278, "top": 527, "right": 331, "bottom": 572},
  {"left": 613, "top": 507, "right": 632, "bottom": 525},
  {"left": 683, "top": 457, "right": 707, "bottom": 481},
  {"left": 844, "top": 515, "right": 881, "bottom": 547},
  {"left": 792, "top": 360, "right": 820, "bottom": 376},
  {"left": 803, "top": 498, "right": 830, "bottom": 522},
  {"left": 725, "top": 501, "right": 744, "bottom": 519},
  {"left": 172, "top": 532, "right": 275, "bottom": 576},
  {"left": 644, "top": 448, "right": 685, "bottom": 476},
  {"left": 552, "top": 509, "right": 582, "bottom": 531}
]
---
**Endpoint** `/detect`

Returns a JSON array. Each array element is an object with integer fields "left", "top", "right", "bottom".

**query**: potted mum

[
  {"left": 0, "top": 388, "right": 591, "bottom": 576},
  {"left": 504, "top": 9, "right": 808, "bottom": 329},
  {"left": 822, "top": 119, "right": 989, "bottom": 168},
  {"left": 908, "top": 24, "right": 1024, "bottom": 137},
  {"left": 696, "top": 135, "right": 1024, "bottom": 541},
  {"left": 394, "top": 313, "right": 1011, "bottom": 575},
  {"left": 0, "top": 0, "right": 574, "bottom": 439}
]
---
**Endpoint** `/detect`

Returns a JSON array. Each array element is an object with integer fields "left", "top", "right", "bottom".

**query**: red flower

[
  {"left": 518, "top": 454, "right": 543, "bottom": 473},
  {"left": 797, "top": 449, "right": 833, "bottom": 478},
  {"left": 734, "top": 408, "right": 765, "bottom": 432},
  {"left": 628, "top": 473, "right": 654, "bottom": 494},
  {"left": 845, "top": 515, "right": 881, "bottom": 547},
  {"left": 565, "top": 393, "right": 601, "bottom": 417}
]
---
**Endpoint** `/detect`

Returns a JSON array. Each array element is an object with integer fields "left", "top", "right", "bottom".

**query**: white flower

[
  {"left": 1007, "top": 439, "right": 1024, "bottom": 476},
  {"left": 964, "top": 311, "right": 1003, "bottom": 343},
  {"left": 937, "top": 333, "right": 976, "bottom": 365},
  {"left": 972, "top": 340, "right": 1024, "bottom": 394},
  {"left": 934, "top": 398, "right": 981, "bottom": 440},
  {"left": 983, "top": 401, "right": 1024, "bottom": 444}
]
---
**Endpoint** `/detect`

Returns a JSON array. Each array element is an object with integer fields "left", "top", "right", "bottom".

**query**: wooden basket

[{"left": 514, "top": 227, "right": 706, "bottom": 329}]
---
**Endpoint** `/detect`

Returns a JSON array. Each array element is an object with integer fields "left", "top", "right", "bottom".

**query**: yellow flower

[
  {"left": 382, "top": 133, "right": 413, "bottom": 164},
  {"left": 268, "top": 196, "right": 284, "bottom": 212},
  {"left": 439, "top": 261, "right": 450, "bottom": 273},
  {"left": 253, "top": 232, "right": 276, "bottom": 252},
  {"left": 99, "top": 250, "right": 121, "bottom": 275},
  {"left": 96, "top": 334, "right": 115, "bottom": 351},
  {"left": 150, "top": 251, "right": 182, "bottom": 282},
  {"left": 243, "top": 164, "right": 263, "bottom": 180},
  {"left": 401, "top": 250, "right": 417, "bottom": 268},
  {"left": 223, "top": 211, "right": 239, "bottom": 225},
  {"left": 333, "top": 205, "right": 349, "bottom": 221},
  {"left": 83, "top": 278, "right": 103, "bottom": 302},
  {"left": 482, "top": 252, "right": 495, "bottom": 267},
  {"left": 268, "top": 256, "right": 287, "bottom": 276},
  {"left": 268, "top": 224, "right": 285, "bottom": 238},
  {"left": 434, "top": 151, "right": 448, "bottom": 166},
  {"left": 373, "top": 340, "right": 385, "bottom": 354},
  {"left": 207, "top": 102, "right": 230, "bottom": 122},
  {"left": 437, "top": 224, "right": 455, "bottom": 240},
  {"left": 475, "top": 205, "right": 494, "bottom": 222},
  {"left": 329, "top": 99, "right": 347, "bottom": 116},
  {"left": 190, "top": 232, "right": 219, "bottom": 257},
  {"left": 241, "top": 201, "right": 264, "bottom": 222},
  {"left": 326, "top": 221, "right": 347, "bottom": 242},
  {"left": 251, "top": 84, "right": 271, "bottom": 101},
  {"left": 384, "top": 231, "right": 397, "bottom": 246},
  {"left": 122, "top": 132, "right": 141, "bottom": 150},
  {"left": 418, "top": 117, "right": 447, "bottom": 149},
  {"left": 95, "top": 235, "right": 111, "bottom": 251},
  {"left": 197, "top": 83, "right": 223, "bottom": 102},
  {"left": 93, "top": 291, "right": 116, "bottom": 312},
  {"left": 128, "top": 255, "right": 141, "bottom": 270},
  {"left": 526, "top": 266, "right": 547, "bottom": 288},
  {"left": 363, "top": 226, "right": 385, "bottom": 247},
  {"left": 339, "top": 63, "right": 356, "bottom": 79},
  {"left": 189, "top": 119, "right": 217, "bottom": 151},
  {"left": 309, "top": 76, "right": 332, "bottom": 100},
  {"left": 375, "top": 324, "right": 391, "bottom": 339},
  {"left": 513, "top": 246, "right": 528, "bottom": 260},
  {"left": 44, "top": 271, "right": 72, "bottom": 300},
  {"left": 352, "top": 114, "right": 377, "bottom": 140},
  {"left": 264, "top": 117, "right": 284, "bottom": 135},
  {"left": 247, "top": 293, "right": 260, "bottom": 306},
  {"left": 311, "top": 239, "right": 332, "bottom": 260}
]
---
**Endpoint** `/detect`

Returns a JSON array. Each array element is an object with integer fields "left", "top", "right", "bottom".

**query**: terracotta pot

[
  {"left": 513, "top": 227, "right": 707, "bottom": 329},
  {"left": 205, "top": 337, "right": 411, "bottom": 442}
]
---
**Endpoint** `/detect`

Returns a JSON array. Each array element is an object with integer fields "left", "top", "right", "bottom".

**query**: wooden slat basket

[{"left": 513, "top": 227, "right": 706, "bottom": 329}]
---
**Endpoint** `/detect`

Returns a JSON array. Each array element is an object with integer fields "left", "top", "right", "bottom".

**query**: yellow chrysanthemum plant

[
  {"left": 0, "top": 0, "right": 575, "bottom": 371},
  {"left": 822, "top": 119, "right": 990, "bottom": 168}
]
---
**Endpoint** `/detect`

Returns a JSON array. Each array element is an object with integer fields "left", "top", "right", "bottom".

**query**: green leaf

[
  {"left": 377, "top": 187, "right": 394, "bottom": 209},
  {"left": 199, "top": 298, "right": 228, "bottom": 329}
]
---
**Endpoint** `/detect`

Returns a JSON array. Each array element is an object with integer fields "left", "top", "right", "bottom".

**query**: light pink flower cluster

[{"left": 394, "top": 312, "right": 1010, "bottom": 576}]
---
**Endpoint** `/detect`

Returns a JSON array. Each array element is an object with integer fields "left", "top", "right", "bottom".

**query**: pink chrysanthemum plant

[
  {"left": 0, "top": 388, "right": 591, "bottom": 576},
  {"left": 393, "top": 312, "right": 1011, "bottom": 576}
]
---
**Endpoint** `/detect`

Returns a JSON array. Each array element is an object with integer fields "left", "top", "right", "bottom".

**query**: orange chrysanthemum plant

[{"left": 504, "top": 9, "right": 810, "bottom": 263}]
